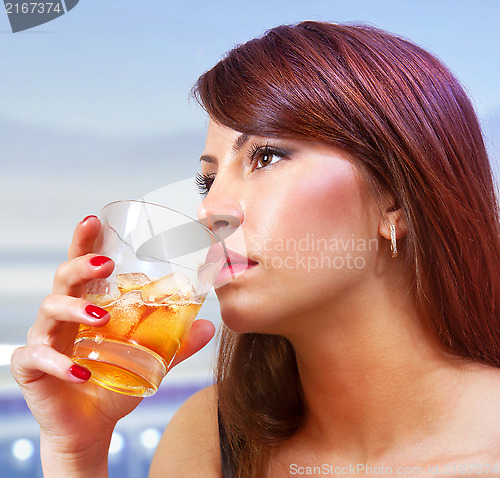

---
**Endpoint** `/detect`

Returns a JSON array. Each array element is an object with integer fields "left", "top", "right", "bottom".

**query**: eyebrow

[
  {"left": 232, "top": 133, "right": 250, "bottom": 153},
  {"left": 199, "top": 132, "right": 251, "bottom": 165}
]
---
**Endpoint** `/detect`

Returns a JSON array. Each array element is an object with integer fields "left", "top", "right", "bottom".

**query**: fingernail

[
  {"left": 89, "top": 255, "right": 112, "bottom": 267},
  {"left": 85, "top": 304, "right": 109, "bottom": 320},
  {"left": 81, "top": 215, "right": 98, "bottom": 224},
  {"left": 70, "top": 364, "right": 91, "bottom": 381}
]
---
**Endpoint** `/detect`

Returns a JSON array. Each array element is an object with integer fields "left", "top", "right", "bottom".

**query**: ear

[{"left": 378, "top": 202, "right": 407, "bottom": 241}]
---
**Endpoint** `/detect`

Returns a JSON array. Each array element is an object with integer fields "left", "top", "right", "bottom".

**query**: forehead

[
  {"left": 200, "top": 121, "right": 253, "bottom": 168},
  {"left": 203, "top": 121, "right": 247, "bottom": 153}
]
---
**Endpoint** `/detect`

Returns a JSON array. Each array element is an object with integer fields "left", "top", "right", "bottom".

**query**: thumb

[{"left": 169, "top": 319, "right": 215, "bottom": 369}]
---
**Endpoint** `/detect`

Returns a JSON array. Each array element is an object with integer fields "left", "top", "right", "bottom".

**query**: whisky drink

[{"left": 73, "top": 272, "right": 202, "bottom": 397}]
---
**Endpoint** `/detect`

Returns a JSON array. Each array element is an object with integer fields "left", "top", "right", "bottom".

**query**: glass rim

[{"left": 100, "top": 199, "right": 226, "bottom": 245}]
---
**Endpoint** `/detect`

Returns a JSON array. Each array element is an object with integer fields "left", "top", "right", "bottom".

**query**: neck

[{"left": 285, "top": 276, "right": 466, "bottom": 461}]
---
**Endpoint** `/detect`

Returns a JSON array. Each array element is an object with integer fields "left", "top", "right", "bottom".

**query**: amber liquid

[{"left": 73, "top": 285, "right": 202, "bottom": 396}]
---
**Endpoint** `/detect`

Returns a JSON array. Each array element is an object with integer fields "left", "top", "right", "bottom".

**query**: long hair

[{"left": 193, "top": 22, "right": 500, "bottom": 476}]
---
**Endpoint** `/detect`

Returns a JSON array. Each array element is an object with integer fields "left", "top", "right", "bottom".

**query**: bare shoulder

[
  {"left": 454, "top": 362, "right": 500, "bottom": 455},
  {"left": 149, "top": 385, "right": 221, "bottom": 478}
]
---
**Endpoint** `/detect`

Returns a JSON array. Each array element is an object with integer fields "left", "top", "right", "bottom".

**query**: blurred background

[{"left": 1, "top": 0, "right": 499, "bottom": 475}]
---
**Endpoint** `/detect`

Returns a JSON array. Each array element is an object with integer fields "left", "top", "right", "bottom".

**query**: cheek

[
  {"left": 292, "top": 165, "right": 359, "bottom": 229},
  {"left": 252, "top": 162, "right": 366, "bottom": 245}
]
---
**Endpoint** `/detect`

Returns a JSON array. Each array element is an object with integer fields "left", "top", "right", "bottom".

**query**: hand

[{"left": 10, "top": 215, "right": 216, "bottom": 476}]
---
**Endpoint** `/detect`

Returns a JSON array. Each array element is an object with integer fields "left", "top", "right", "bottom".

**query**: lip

[{"left": 214, "top": 248, "right": 258, "bottom": 288}]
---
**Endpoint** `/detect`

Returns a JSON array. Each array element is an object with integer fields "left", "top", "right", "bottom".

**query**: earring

[{"left": 390, "top": 224, "right": 397, "bottom": 258}]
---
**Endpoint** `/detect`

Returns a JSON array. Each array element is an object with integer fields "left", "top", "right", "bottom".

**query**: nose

[{"left": 197, "top": 181, "right": 244, "bottom": 240}]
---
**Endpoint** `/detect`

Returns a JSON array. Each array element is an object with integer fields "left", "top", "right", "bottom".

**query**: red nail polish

[
  {"left": 89, "top": 255, "right": 111, "bottom": 267},
  {"left": 81, "top": 215, "right": 98, "bottom": 224},
  {"left": 70, "top": 364, "right": 91, "bottom": 381},
  {"left": 85, "top": 304, "right": 108, "bottom": 320}
]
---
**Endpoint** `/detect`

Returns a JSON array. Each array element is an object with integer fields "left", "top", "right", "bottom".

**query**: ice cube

[
  {"left": 85, "top": 280, "right": 120, "bottom": 306},
  {"left": 168, "top": 282, "right": 198, "bottom": 302},
  {"left": 129, "top": 301, "right": 202, "bottom": 361},
  {"left": 102, "top": 291, "right": 149, "bottom": 338},
  {"left": 116, "top": 273, "right": 150, "bottom": 293},
  {"left": 129, "top": 306, "right": 182, "bottom": 361},
  {"left": 140, "top": 271, "right": 191, "bottom": 303},
  {"left": 85, "top": 292, "right": 120, "bottom": 307}
]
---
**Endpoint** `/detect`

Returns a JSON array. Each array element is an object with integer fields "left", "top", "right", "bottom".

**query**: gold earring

[{"left": 390, "top": 224, "right": 397, "bottom": 258}]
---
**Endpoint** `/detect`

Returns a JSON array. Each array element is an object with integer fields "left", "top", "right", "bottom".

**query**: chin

[
  {"left": 218, "top": 303, "right": 258, "bottom": 334},
  {"left": 216, "top": 297, "right": 286, "bottom": 335}
]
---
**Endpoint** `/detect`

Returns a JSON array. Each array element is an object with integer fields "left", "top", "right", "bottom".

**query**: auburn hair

[{"left": 193, "top": 21, "right": 500, "bottom": 477}]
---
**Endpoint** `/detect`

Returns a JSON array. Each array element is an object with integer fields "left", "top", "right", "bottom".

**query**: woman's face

[{"left": 198, "top": 120, "right": 384, "bottom": 336}]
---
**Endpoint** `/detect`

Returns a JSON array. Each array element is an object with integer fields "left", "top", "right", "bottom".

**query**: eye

[
  {"left": 251, "top": 144, "right": 288, "bottom": 170},
  {"left": 195, "top": 172, "right": 216, "bottom": 197}
]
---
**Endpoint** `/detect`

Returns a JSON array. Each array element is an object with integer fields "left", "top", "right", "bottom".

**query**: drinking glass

[{"left": 71, "top": 200, "right": 227, "bottom": 397}]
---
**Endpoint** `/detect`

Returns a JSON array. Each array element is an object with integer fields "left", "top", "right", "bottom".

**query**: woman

[{"left": 11, "top": 21, "right": 500, "bottom": 477}]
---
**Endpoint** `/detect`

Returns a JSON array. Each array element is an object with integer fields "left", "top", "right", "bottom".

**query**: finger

[
  {"left": 29, "top": 294, "right": 110, "bottom": 348},
  {"left": 11, "top": 344, "right": 91, "bottom": 386},
  {"left": 169, "top": 319, "right": 216, "bottom": 369},
  {"left": 53, "top": 253, "right": 114, "bottom": 296},
  {"left": 68, "top": 215, "right": 101, "bottom": 260}
]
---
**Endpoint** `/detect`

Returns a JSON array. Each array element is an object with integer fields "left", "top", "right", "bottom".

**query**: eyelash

[
  {"left": 195, "top": 143, "right": 289, "bottom": 196},
  {"left": 195, "top": 172, "right": 216, "bottom": 197}
]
